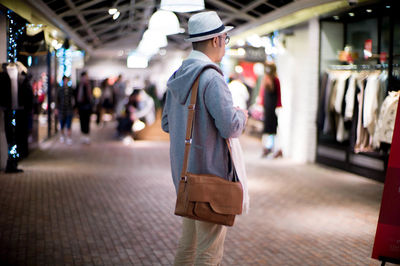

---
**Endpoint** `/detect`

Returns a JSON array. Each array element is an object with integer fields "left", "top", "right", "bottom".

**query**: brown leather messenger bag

[{"left": 174, "top": 66, "right": 243, "bottom": 226}]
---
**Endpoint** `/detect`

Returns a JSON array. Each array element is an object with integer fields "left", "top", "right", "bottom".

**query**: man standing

[{"left": 161, "top": 11, "right": 248, "bottom": 265}]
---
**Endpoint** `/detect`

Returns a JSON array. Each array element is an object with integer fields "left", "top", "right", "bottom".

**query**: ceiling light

[
  {"left": 348, "top": 12, "right": 355, "bottom": 17},
  {"left": 366, "top": 9, "right": 372, "bottom": 13},
  {"left": 160, "top": 0, "right": 205, "bottom": 13},
  {"left": 142, "top": 29, "right": 168, "bottom": 48},
  {"left": 149, "top": 10, "right": 184, "bottom": 35},
  {"left": 108, "top": 8, "right": 117, "bottom": 15},
  {"left": 137, "top": 40, "right": 160, "bottom": 56},
  {"left": 386, "top": 5, "right": 390, "bottom": 8},
  {"left": 127, "top": 53, "right": 149, "bottom": 68},
  {"left": 113, "top": 11, "right": 120, "bottom": 20},
  {"left": 333, "top": 15, "right": 340, "bottom": 20}
]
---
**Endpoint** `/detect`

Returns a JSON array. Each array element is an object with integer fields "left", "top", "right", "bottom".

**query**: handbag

[{"left": 174, "top": 67, "right": 243, "bottom": 226}]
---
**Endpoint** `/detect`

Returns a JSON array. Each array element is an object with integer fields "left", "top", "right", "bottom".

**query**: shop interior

[{"left": 317, "top": 0, "right": 399, "bottom": 181}]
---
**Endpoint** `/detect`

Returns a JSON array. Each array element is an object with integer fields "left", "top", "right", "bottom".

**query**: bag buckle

[
  {"left": 185, "top": 139, "right": 192, "bottom": 144},
  {"left": 188, "top": 104, "right": 195, "bottom": 110}
]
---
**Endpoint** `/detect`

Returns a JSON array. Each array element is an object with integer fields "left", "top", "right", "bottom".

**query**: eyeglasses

[
  {"left": 219, "top": 35, "right": 230, "bottom": 45},
  {"left": 225, "top": 35, "right": 230, "bottom": 45}
]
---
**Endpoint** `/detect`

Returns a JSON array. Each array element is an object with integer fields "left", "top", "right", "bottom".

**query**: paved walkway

[{"left": 0, "top": 119, "right": 390, "bottom": 265}]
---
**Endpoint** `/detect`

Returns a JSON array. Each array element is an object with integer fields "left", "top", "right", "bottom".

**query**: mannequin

[{"left": 0, "top": 61, "right": 32, "bottom": 173}]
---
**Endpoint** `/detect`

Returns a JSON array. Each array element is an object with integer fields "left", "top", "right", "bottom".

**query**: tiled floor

[{"left": 0, "top": 119, "right": 391, "bottom": 265}]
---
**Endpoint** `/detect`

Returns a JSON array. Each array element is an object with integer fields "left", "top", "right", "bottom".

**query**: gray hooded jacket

[{"left": 162, "top": 56, "right": 247, "bottom": 193}]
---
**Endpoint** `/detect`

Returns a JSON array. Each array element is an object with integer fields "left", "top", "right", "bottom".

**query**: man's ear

[{"left": 212, "top": 37, "right": 219, "bottom": 48}]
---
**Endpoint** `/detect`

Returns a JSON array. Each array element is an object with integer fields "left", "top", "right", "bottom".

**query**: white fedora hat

[{"left": 185, "top": 11, "right": 233, "bottom": 42}]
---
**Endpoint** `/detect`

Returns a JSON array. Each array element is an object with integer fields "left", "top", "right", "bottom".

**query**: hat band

[{"left": 189, "top": 24, "right": 225, "bottom": 39}]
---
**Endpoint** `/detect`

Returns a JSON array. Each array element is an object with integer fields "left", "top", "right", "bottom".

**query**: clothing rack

[
  {"left": 328, "top": 64, "right": 400, "bottom": 71},
  {"left": 317, "top": 64, "right": 396, "bottom": 182}
]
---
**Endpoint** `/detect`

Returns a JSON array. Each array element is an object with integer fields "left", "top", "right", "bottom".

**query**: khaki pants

[{"left": 174, "top": 217, "right": 227, "bottom": 266}]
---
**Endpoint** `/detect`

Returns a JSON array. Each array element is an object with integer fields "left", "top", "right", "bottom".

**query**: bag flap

[{"left": 186, "top": 173, "right": 243, "bottom": 215}]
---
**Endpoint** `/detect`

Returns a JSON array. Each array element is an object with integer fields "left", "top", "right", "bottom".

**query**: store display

[
  {"left": 0, "top": 61, "right": 33, "bottom": 172},
  {"left": 317, "top": 1, "right": 400, "bottom": 181}
]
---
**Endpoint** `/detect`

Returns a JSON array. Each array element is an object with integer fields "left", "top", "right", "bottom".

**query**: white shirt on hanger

[
  {"left": 6, "top": 65, "right": 19, "bottom": 109},
  {"left": 363, "top": 73, "right": 380, "bottom": 134}
]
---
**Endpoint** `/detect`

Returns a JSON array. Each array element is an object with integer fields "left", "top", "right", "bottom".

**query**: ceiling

[{"left": 29, "top": 0, "right": 295, "bottom": 57}]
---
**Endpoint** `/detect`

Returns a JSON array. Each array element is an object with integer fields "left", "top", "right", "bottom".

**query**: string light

[
  {"left": 9, "top": 111, "right": 20, "bottom": 159},
  {"left": 56, "top": 47, "right": 73, "bottom": 85},
  {"left": 6, "top": 10, "right": 25, "bottom": 63},
  {"left": 9, "top": 145, "right": 20, "bottom": 159}
]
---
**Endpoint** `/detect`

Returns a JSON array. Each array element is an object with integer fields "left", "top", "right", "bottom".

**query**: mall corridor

[{"left": 0, "top": 119, "right": 388, "bottom": 266}]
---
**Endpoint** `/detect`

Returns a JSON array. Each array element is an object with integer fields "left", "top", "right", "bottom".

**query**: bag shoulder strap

[{"left": 180, "top": 65, "right": 236, "bottom": 180}]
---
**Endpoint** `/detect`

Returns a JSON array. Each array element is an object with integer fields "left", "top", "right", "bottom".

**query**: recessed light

[
  {"left": 108, "top": 8, "right": 117, "bottom": 15},
  {"left": 366, "top": 9, "right": 372, "bottom": 13},
  {"left": 348, "top": 12, "right": 355, "bottom": 17},
  {"left": 333, "top": 15, "right": 340, "bottom": 20},
  {"left": 386, "top": 5, "right": 391, "bottom": 8},
  {"left": 113, "top": 11, "right": 120, "bottom": 20}
]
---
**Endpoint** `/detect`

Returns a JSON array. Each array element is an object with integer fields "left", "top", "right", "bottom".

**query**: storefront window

[
  {"left": 29, "top": 55, "right": 50, "bottom": 143},
  {"left": 316, "top": 2, "right": 399, "bottom": 181}
]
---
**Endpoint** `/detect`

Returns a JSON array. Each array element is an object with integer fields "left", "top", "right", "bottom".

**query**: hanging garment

[
  {"left": 0, "top": 63, "right": 32, "bottom": 110},
  {"left": 6, "top": 65, "right": 19, "bottom": 109},
  {"left": 363, "top": 73, "right": 381, "bottom": 135},
  {"left": 0, "top": 62, "right": 33, "bottom": 168},
  {"left": 373, "top": 91, "right": 400, "bottom": 147},
  {"left": 322, "top": 73, "right": 337, "bottom": 134},
  {"left": 355, "top": 75, "right": 371, "bottom": 153},
  {"left": 334, "top": 72, "right": 351, "bottom": 142},
  {"left": 317, "top": 72, "right": 329, "bottom": 131},
  {"left": 334, "top": 72, "right": 351, "bottom": 114},
  {"left": 344, "top": 73, "right": 358, "bottom": 121},
  {"left": 349, "top": 80, "right": 361, "bottom": 151},
  {"left": 378, "top": 71, "right": 388, "bottom": 111}
]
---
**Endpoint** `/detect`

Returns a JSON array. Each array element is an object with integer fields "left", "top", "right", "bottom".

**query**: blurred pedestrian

[
  {"left": 76, "top": 72, "right": 92, "bottom": 144},
  {"left": 116, "top": 88, "right": 155, "bottom": 138},
  {"left": 56, "top": 76, "right": 74, "bottom": 145},
  {"left": 114, "top": 74, "right": 126, "bottom": 117},
  {"left": 259, "top": 62, "right": 282, "bottom": 157},
  {"left": 161, "top": 11, "right": 248, "bottom": 265},
  {"left": 144, "top": 79, "right": 161, "bottom": 111},
  {"left": 228, "top": 74, "right": 249, "bottom": 110},
  {"left": 100, "top": 78, "right": 115, "bottom": 123}
]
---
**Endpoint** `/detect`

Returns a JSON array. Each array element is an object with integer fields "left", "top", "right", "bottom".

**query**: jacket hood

[{"left": 167, "top": 59, "right": 222, "bottom": 105}]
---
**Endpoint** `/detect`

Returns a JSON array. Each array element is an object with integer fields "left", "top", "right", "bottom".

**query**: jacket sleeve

[
  {"left": 161, "top": 90, "right": 170, "bottom": 133},
  {"left": 204, "top": 74, "right": 246, "bottom": 138}
]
